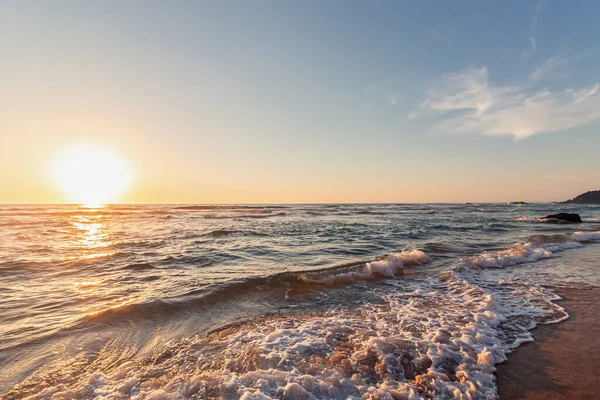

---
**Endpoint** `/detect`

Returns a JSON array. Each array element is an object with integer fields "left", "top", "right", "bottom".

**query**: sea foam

[
  {"left": 572, "top": 230, "right": 600, "bottom": 243},
  {"left": 300, "top": 250, "right": 431, "bottom": 284}
]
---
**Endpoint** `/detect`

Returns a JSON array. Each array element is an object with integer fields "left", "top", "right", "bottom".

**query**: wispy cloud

[
  {"left": 529, "top": 50, "right": 599, "bottom": 82},
  {"left": 529, "top": 54, "right": 564, "bottom": 81},
  {"left": 521, "top": 37, "right": 536, "bottom": 59},
  {"left": 388, "top": 96, "right": 398, "bottom": 106},
  {"left": 417, "top": 67, "right": 495, "bottom": 117},
  {"left": 413, "top": 66, "right": 600, "bottom": 140},
  {"left": 521, "top": 0, "right": 543, "bottom": 59}
]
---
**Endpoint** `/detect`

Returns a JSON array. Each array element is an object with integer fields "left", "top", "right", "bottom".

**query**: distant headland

[{"left": 562, "top": 190, "right": 600, "bottom": 204}]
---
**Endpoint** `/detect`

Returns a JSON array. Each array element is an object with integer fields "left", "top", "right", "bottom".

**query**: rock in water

[{"left": 542, "top": 213, "right": 582, "bottom": 223}]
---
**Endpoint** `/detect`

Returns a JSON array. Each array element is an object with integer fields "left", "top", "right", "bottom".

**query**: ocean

[{"left": 1, "top": 203, "right": 599, "bottom": 399}]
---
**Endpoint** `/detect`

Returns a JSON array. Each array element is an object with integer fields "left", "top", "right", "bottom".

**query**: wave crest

[
  {"left": 301, "top": 250, "right": 431, "bottom": 283},
  {"left": 573, "top": 230, "right": 600, "bottom": 242},
  {"left": 458, "top": 237, "right": 583, "bottom": 271}
]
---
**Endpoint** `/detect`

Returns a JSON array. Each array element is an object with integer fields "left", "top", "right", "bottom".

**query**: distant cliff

[{"left": 563, "top": 190, "right": 600, "bottom": 204}]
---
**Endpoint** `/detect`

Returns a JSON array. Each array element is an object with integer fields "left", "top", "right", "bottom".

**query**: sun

[{"left": 52, "top": 145, "right": 132, "bottom": 207}]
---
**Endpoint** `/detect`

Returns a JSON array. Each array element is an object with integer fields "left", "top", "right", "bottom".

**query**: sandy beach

[{"left": 496, "top": 287, "right": 600, "bottom": 399}]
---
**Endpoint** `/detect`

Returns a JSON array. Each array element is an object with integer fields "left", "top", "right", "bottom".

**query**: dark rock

[
  {"left": 542, "top": 213, "right": 582, "bottom": 223},
  {"left": 563, "top": 190, "right": 600, "bottom": 204},
  {"left": 509, "top": 201, "right": 528, "bottom": 205}
]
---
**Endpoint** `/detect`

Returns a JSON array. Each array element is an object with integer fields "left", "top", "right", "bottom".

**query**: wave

[
  {"left": 354, "top": 210, "right": 390, "bottom": 215},
  {"left": 421, "top": 241, "right": 462, "bottom": 255},
  {"left": 204, "top": 229, "right": 269, "bottom": 238},
  {"left": 573, "top": 230, "right": 600, "bottom": 242},
  {"left": 517, "top": 215, "right": 598, "bottom": 224},
  {"left": 299, "top": 250, "right": 430, "bottom": 283},
  {"left": 9, "top": 250, "right": 571, "bottom": 399},
  {"left": 206, "top": 229, "right": 239, "bottom": 237},
  {"left": 121, "top": 262, "right": 155, "bottom": 271},
  {"left": 8, "top": 233, "right": 585, "bottom": 337},
  {"left": 461, "top": 241, "right": 580, "bottom": 270},
  {"left": 203, "top": 211, "right": 288, "bottom": 220},
  {"left": 453, "top": 231, "right": 600, "bottom": 271},
  {"left": 516, "top": 216, "right": 551, "bottom": 223},
  {"left": 14, "top": 251, "right": 430, "bottom": 338},
  {"left": 174, "top": 205, "right": 287, "bottom": 211},
  {"left": 516, "top": 215, "right": 583, "bottom": 223},
  {"left": 527, "top": 233, "right": 573, "bottom": 244}
]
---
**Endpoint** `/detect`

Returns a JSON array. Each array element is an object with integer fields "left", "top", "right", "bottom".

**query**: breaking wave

[
  {"left": 56, "top": 251, "right": 433, "bottom": 331},
  {"left": 573, "top": 230, "right": 600, "bottom": 242},
  {"left": 300, "top": 250, "right": 430, "bottom": 284}
]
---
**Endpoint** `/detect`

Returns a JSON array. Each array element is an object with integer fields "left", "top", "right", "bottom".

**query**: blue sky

[{"left": 1, "top": 0, "right": 599, "bottom": 203}]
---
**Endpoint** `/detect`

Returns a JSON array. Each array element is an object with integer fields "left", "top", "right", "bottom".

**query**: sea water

[{"left": 1, "top": 203, "right": 599, "bottom": 399}]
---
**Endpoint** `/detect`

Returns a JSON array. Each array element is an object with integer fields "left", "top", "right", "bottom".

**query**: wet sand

[{"left": 496, "top": 287, "right": 600, "bottom": 399}]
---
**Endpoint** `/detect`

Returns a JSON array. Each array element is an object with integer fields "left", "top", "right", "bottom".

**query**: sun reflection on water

[
  {"left": 73, "top": 280, "right": 104, "bottom": 295},
  {"left": 68, "top": 211, "right": 139, "bottom": 316},
  {"left": 85, "top": 297, "right": 137, "bottom": 317},
  {"left": 70, "top": 213, "right": 115, "bottom": 259}
]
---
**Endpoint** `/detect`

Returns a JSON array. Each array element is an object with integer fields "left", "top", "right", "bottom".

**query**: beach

[{"left": 497, "top": 287, "right": 600, "bottom": 399}]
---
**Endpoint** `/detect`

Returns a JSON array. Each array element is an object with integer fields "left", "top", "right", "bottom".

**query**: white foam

[
  {"left": 458, "top": 241, "right": 582, "bottom": 271},
  {"left": 366, "top": 249, "right": 430, "bottom": 277},
  {"left": 301, "top": 249, "right": 431, "bottom": 284},
  {"left": 515, "top": 216, "right": 545, "bottom": 222},
  {"left": 572, "top": 230, "right": 600, "bottom": 243}
]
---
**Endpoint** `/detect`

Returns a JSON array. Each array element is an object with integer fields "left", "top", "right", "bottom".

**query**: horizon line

[{"left": 0, "top": 201, "right": 573, "bottom": 206}]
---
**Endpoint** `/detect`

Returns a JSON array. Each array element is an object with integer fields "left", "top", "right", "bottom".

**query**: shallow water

[{"left": 1, "top": 203, "right": 599, "bottom": 398}]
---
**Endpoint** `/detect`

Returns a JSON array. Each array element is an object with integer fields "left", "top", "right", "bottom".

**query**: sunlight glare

[{"left": 52, "top": 145, "right": 131, "bottom": 207}]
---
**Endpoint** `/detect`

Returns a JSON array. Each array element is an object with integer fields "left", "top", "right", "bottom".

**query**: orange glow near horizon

[{"left": 52, "top": 145, "right": 132, "bottom": 207}]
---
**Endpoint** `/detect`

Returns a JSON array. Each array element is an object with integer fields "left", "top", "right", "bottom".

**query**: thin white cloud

[
  {"left": 528, "top": 49, "right": 599, "bottom": 82},
  {"left": 413, "top": 67, "right": 600, "bottom": 140},
  {"left": 521, "top": 36, "right": 536, "bottom": 59},
  {"left": 419, "top": 67, "right": 494, "bottom": 116},
  {"left": 529, "top": 54, "right": 564, "bottom": 81},
  {"left": 388, "top": 96, "right": 398, "bottom": 106},
  {"left": 521, "top": 1, "right": 543, "bottom": 59}
]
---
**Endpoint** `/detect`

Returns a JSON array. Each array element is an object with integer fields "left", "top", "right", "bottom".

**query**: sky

[{"left": 1, "top": 0, "right": 599, "bottom": 203}]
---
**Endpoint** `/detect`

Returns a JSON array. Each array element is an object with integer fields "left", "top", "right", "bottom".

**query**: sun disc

[{"left": 52, "top": 145, "right": 131, "bottom": 207}]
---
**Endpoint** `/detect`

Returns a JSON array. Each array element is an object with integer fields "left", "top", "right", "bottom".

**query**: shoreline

[{"left": 496, "top": 286, "right": 600, "bottom": 399}]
